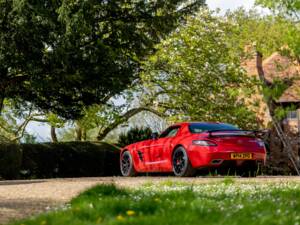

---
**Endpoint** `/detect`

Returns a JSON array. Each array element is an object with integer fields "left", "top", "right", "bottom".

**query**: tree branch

[
  {"left": 11, "top": 113, "right": 47, "bottom": 142},
  {"left": 11, "top": 119, "right": 32, "bottom": 142},
  {"left": 30, "top": 118, "right": 49, "bottom": 123},
  {"left": 97, "top": 107, "right": 164, "bottom": 141}
]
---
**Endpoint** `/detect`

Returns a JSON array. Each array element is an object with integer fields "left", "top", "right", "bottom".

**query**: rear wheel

[
  {"left": 172, "top": 147, "right": 196, "bottom": 177},
  {"left": 120, "top": 151, "right": 137, "bottom": 177}
]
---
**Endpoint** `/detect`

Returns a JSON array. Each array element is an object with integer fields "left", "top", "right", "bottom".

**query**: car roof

[{"left": 172, "top": 122, "right": 226, "bottom": 126}]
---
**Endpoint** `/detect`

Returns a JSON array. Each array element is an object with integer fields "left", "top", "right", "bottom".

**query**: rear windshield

[{"left": 189, "top": 123, "right": 240, "bottom": 133}]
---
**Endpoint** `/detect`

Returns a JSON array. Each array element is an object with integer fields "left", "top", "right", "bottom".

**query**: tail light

[
  {"left": 257, "top": 140, "right": 265, "bottom": 147},
  {"left": 192, "top": 140, "right": 217, "bottom": 146},
  {"left": 249, "top": 139, "right": 265, "bottom": 147}
]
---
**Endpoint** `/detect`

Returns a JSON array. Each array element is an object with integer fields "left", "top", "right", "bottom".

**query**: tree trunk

[
  {"left": 75, "top": 122, "right": 82, "bottom": 141},
  {"left": 82, "top": 128, "right": 87, "bottom": 141},
  {"left": 51, "top": 126, "right": 58, "bottom": 143},
  {"left": 0, "top": 94, "right": 5, "bottom": 116}
]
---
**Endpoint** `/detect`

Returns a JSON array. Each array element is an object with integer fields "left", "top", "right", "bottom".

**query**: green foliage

[
  {"left": 262, "top": 79, "right": 289, "bottom": 101},
  {"left": 118, "top": 127, "right": 152, "bottom": 147},
  {"left": 141, "top": 10, "right": 258, "bottom": 129},
  {"left": 274, "top": 105, "right": 297, "bottom": 120},
  {"left": 259, "top": 79, "right": 296, "bottom": 123},
  {"left": 274, "top": 107, "right": 288, "bottom": 121},
  {"left": 256, "top": 0, "right": 300, "bottom": 17},
  {"left": 256, "top": 0, "right": 300, "bottom": 58},
  {"left": 72, "top": 185, "right": 128, "bottom": 205},
  {"left": 0, "top": 0, "right": 204, "bottom": 119},
  {"left": 46, "top": 113, "right": 65, "bottom": 128},
  {"left": 226, "top": 9, "right": 294, "bottom": 58},
  {"left": 12, "top": 183, "right": 300, "bottom": 225},
  {"left": 284, "top": 25, "right": 300, "bottom": 58}
]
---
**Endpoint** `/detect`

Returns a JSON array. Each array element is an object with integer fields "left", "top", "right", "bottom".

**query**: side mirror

[{"left": 151, "top": 132, "right": 159, "bottom": 140}]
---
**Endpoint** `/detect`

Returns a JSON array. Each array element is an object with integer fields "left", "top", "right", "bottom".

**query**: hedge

[
  {"left": 0, "top": 143, "right": 23, "bottom": 179},
  {"left": 0, "top": 142, "right": 120, "bottom": 180}
]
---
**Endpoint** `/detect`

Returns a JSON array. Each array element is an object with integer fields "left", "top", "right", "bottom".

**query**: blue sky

[{"left": 27, "top": 0, "right": 260, "bottom": 142}]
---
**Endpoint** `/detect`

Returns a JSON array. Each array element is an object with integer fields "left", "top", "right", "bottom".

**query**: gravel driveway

[{"left": 1, "top": 176, "right": 300, "bottom": 224}]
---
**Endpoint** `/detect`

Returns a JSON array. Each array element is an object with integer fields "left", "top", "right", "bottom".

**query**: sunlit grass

[{"left": 12, "top": 181, "right": 300, "bottom": 225}]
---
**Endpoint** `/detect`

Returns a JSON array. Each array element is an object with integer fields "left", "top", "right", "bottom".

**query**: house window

[{"left": 286, "top": 111, "right": 298, "bottom": 120}]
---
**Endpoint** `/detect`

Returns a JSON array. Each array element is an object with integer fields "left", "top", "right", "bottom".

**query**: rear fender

[{"left": 171, "top": 144, "right": 190, "bottom": 160}]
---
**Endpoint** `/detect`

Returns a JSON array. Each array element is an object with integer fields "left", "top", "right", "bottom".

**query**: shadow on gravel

[
  {"left": 0, "top": 180, "right": 46, "bottom": 186},
  {"left": 0, "top": 198, "right": 59, "bottom": 225}
]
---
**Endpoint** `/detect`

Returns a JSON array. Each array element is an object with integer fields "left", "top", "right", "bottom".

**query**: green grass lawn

[{"left": 12, "top": 179, "right": 300, "bottom": 225}]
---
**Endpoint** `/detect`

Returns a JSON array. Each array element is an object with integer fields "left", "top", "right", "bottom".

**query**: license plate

[{"left": 231, "top": 153, "right": 252, "bottom": 160}]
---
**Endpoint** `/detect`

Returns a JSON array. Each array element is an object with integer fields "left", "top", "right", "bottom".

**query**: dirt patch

[{"left": 1, "top": 176, "right": 300, "bottom": 224}]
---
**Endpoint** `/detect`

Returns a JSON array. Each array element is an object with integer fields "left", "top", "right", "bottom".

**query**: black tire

[
  {"left": 172, "top": 146, "right": 196, "bottom": 177},
  {"left": 120, "top": 151, "right": 137, "bottom": 177}
]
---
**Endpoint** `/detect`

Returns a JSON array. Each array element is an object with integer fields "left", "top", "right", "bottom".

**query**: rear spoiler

[{"left": 206, "top": 130, "right": 262, "bottom": 137}]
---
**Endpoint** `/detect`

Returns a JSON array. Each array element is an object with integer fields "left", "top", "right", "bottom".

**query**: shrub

[
  {"left": 117, "top": 127, "right": 152, "bottom": 147},
  {"left": 0, "top": 144, "right": 22, "bottom": 179},
  {"left": 0, "top": 142, "right": 120, "bottom": 180},
  {"left": 20, "top": 142, "right": 120, "bottom": 179}
]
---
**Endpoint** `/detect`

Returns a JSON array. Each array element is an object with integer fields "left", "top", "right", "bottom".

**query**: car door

[{"left": 147, "top": 126, "right": 181, "bottom": 171}]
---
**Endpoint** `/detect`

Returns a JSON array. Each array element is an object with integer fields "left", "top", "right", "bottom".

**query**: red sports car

[{"left": 120, "top": 122, "right": 266, "bottom": 177}]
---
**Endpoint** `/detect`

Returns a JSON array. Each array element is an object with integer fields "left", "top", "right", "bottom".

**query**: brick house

[{"left": 242, "top": 51, "right": 300, "bottom": 131}]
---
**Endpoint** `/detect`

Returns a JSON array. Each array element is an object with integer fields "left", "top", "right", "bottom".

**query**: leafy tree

[
  {"left": 53, "top": 9, "right": 297, "bottom": 141},
  {"left": 0, "top": 0, "right": 205, "bottom": 119},
  {"left": 135, "top": 9, "right": 297, "bottom": 129},
  {"left": 256, "top": 0, "right": 300, "bottom": 19},
  {"left": 256, "top": 0, "right": 300, "bottom": 59},
  {"left": 140, "top": 10, "right": 258, "bottom": 129},
  {"left": 225, "top": 9, "right": 295, "bottom": 58}
]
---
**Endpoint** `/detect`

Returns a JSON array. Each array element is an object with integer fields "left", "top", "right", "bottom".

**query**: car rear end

[{"left": 187, "top": 123, "right": 266, "bottom": 176}]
